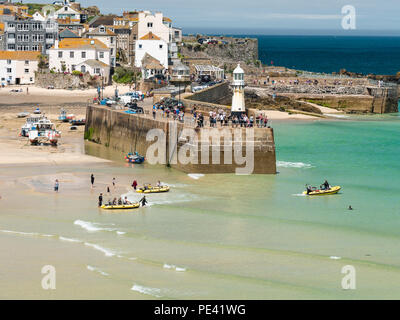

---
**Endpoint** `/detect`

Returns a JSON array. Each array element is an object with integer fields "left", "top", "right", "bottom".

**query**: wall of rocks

[{"left": 35, "top": 72, "right": 102, "bottom": 89}]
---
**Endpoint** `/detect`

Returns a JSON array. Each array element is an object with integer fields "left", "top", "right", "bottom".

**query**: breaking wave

[
  {"left": 277, "top": 161, "right": 313, "bottom": 169},
  {"left": 87, "top": 265, "right": 109, "bottom": 276},
  {"left": 131, "top": 284, "right": 162, "bottom": 298},
  {"left": 84, "top": 242, "right": 116, "bottom": 257},
  {"left": 74, "top": 220, "right": 116, "bottom": 232}
]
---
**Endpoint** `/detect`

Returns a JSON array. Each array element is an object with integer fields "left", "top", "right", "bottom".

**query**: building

[
  {"left": 194, "top": 64, "right": 224, "bottom": 81},
  {"left": 55, "top": 5, "right": 83, "bottom": 24},
  {"left": 2, "top": 18, "right": 58, "bottom": 55},
  {"left": 134, "top": 32, "right": 168, "bottom": 72},
  {"left": 231, "top": 64, "right": 245, "bottom": 114},
  {"left": 0, "top": 50, "right": 39, "bottom": 85},
  {"left": 84, "top": 25, "right": 116, "bottom": 67},
  {"left": 0, "top": 22, "right": 4, "bottom": 50},
  {"left": 48, "top": 38, "right": 111, "bottom": 82},
  {"left": 58, "top": 27, "right": 81, "bottom": 40}
]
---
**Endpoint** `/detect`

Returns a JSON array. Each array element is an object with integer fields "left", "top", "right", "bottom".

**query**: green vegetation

[
  {"left": 306, "top": 99, "right": 332, "bottom": 108},
  {"left": 84, "top": 127, "right": 94, "bottom": 140},
  {"left": 72, "top": 70, "right": 83, "bottom": 76},
  {"left": 112, "top": 67, "right": 141, "bottom": 84}
]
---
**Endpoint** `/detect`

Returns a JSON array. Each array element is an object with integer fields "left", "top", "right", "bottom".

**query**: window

[
  {"left": 70, "top": 51, "right": 74, "bottom": 58},
  {"left": 32, "top": 45, "right": 39, "bottom": 51},
  {"left": 99, "top": 52, "right": 104, "bottom": 58},
  {"left": 24, "top": 69, "right": 29, "bottom": 74},
  {"left": 8, "top": 33, "right": 15, "bottom": 39},
  {"left": 23, "top": 34, "right": 29, "bottom": 42},
  {"left": 30, "top": 77, "right": 33, "bottom": 82},
  {"left": 24, "top": 46, "right": 29, "bottom": 51},
  {"left": 8, "top": 23, "right": 14, "bottom": 28},
  {"left": 72, "top": 65, "right": 76, "bottom": 71},
  {"left": 159, "top": 44, "right": 163, "bottom": 49},
  {"left": 81, "top": 51, "right": 86, "bottom": 58},
  {"left": 7, "top": 60, "right": 11, "bottom": 65},
  {"left": 25, "top": 60, "right": 29, "bottom": 65},
  {"left": 94, "top": 68, "right": 100, "bottom": 74},
  {"left": 8, "top": 44, "right": 15, "bottom": 50},
  {"left": 110, "top": 37, "right": 114, "bottom": 44},
  {"left": 7, "top": 68, "right": 11, "bottom": 73},
  {"left": 81, "top": 65, "right": 86, "bottom": 73},
  {"left": 110, "top": 48, "right": 113, "bottom": 55},
  {"left": 138, "top": 44, "right": 142, "bottom": 49},
  {"left": 147, "top": 22, "right": 153, "bottom": 28},
  {"left": 58, "top": 51, "right": 63, "bottom": 58},
  {"left": 99, "top": 27, "right": 105, "bottom": 33}
]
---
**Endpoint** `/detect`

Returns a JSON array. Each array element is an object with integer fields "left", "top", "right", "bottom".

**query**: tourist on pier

[
  {"left": 98, "top": 193, "right": 103, "bottom": 207},
  {"left": 152, "top": 105, "right": 157, "bottom": 119},
  {"left": 263, "top": 116, "right": 268, "bottom": 127},
  {"left": 91, "top": 174, "right": 95, "bottom": 188},
  {"left": 54, "top": 179, "right": 59, "bottom": 192}
]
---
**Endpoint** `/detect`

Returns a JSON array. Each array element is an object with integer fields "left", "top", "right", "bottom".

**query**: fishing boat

[
  {"left": 33, "top": 107, "right": 41, "bottom": 114},
  {"left": 100, "top": 202, "right": 140, "bottom": 210},
  {"left": 125, "top": 152, "right": 145, "bottom": 164},
  {"left": 58, "top": 109, "right": 75, "bottom": 122},
  {"left": 136, "top": 185, "right": 170, "bottom": 193},
  {"left": 20, "top": 115, "right": 44, "bottom": 137},
  {"left": 28, "top": 118, "right": 61, "bottom": 146},
  {"left": 303, "top": 186, "right": 341, "bottom": 196}
]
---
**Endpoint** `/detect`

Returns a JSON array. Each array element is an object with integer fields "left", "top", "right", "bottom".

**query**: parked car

[
  {"left": 207, "top": 39, "right": 218, "bottom": 45},
  {"left": 197, "top": 38, "right": 206, "bottom": 44},
  {"left": 126, "top": 102, "right": 144, "bottom": 113}
]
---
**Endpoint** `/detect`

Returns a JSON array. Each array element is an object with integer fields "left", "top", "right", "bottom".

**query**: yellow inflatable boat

[
  {"left": 101, "top": 202, "right": 140, "bottom": 210},
  {"left": 303, "top": 186, "right": 341, "bottom": 196},
  {"left": 136, "top": 185, "right": 170, "bottom": 193}
]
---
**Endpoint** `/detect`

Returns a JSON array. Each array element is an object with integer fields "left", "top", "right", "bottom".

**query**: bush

[
  {"left": 72, "top": 70, "right": 82, "bottom": 76},
  {"left": 112, "top": 67, "right": 141, "bottom": 84}
]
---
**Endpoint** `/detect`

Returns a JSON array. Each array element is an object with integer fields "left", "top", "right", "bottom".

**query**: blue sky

[{"left": 29, "top": 0, "right": 400, "bottom": 35}]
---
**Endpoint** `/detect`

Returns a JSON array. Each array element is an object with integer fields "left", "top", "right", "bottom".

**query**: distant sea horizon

[{"left": 184, "top": 30, "right": 400, "bottom": 75}]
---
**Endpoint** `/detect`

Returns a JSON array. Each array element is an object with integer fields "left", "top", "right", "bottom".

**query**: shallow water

[{"left": 1, "top": 116, "right": 400, "bottom": 299}]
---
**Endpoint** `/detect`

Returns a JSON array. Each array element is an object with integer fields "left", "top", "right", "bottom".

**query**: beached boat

[
  {"left": 70, "top": 119, "right": 86, "bottom": 126},
  {"left": 20, "top": 115, "right": 44, "bottom": 137},
  {"left": 125, "top": 152, "right": 145, "bottom": 164},
  {"left": 28, "top": 118, "right": 61, "bottom": 146},
  {"left": 136, "top": 185, "right": 170, "bottom": 193},
  {"left": 58, "top": 109, "right": 75, "bottom": 122},
  {"left": 100, "top": 202, "right": 140, "bottom": 210},
  {"left": 17, "top": 112, "right": 29, "bottom": 118},
  {"left": 303, "top": 186, "right": 341, "bottom": 196},
  {"left": 33, "top": 107, "right": 41, "bottom": 114}
]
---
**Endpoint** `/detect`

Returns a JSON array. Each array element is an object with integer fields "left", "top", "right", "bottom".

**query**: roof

[
  {"left": 55, "top": 38, "right": 108, "bottom": 50},
  {"left": 59, "top": 28, "right": 81, "bottom": 39},
  {"left": 140, "top": 32, "right": 161, "bottom": 40},
  {"left": 163, "top": 17, "right": 172, "bottom": 22},
  {"left": 195, "top": 65, "right": 224, "bottom": 72},
  {"left": 77, "top": 59, "right": 109, "bottom": 68},
  {"left": 86, "top": 26, "right": 115, "bottom": 36},
  {"left": 89, "top": 15, "right": 116, "bottom": 27},
  {"left": 0, "top": 51, "right": 40, "bottom": 61},
  {"left": 233, "top": 63, "right": 244, "bottom": 74},
  {"left": 141, "top": 53, "right": 164, "bottom": 70}
]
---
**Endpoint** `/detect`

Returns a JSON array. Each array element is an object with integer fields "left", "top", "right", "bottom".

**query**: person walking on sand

[
  {"left": 54, "top": 179, "right": 59, "bottom": 192},
  {"left": 91, "top": 174, "right": 95, "bottom": 188},
  {"left": 132, "top": 180, "right": 137, "bottom": 190},
  {"left": 112, "top": 177, "right": 116, "bottom": 189},
  {"left": 98, "top": 193, "right": 103, "bottom": 207},
  {"left": 107, "top": 186, "right": 110, "bottom": 194},
  {"left": 26, "top": 87, "right": 29, "bottom": 95},
  {"left": 140, "top": 195, "right": 148, "bottom": 207}
]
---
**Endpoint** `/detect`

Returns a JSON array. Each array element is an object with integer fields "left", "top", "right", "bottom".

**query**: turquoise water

[{"left": 2, "top": 116, "right": 400, "bottom": 299}]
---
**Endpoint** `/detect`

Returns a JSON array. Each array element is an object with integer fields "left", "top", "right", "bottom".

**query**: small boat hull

[
  {"left": 303, "top": 186, "right": 341, "bottom": 196},
  {"left": 101, "top": 203, "right": 140, "bottom": 210},
  {"left": 136, "top": 186, "right": 170, "bottom": 193}
]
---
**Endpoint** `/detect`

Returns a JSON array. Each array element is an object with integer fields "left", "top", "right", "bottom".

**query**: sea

[{"left": 252, "top": 35, "right": 400, "bottom": 75}]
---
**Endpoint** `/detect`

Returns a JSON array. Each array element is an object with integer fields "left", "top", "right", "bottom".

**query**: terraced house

[{"left": 0, "top": 50, "right": 39, "bottom": 85}]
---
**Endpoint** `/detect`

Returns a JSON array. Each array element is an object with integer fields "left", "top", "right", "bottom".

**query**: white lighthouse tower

[{"left": 231, "top": 64, "right": 246, "bottom": 115}]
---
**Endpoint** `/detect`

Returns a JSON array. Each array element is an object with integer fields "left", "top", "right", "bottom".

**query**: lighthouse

[{"left": 231, "top": 64, "right": 246, "bottom": 115}]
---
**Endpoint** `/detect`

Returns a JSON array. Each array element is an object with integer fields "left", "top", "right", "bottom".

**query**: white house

[
  {"left": 49, "top": 38, "right": 111, "bottom": 82},
  {"left": 84, "top": 25, "right": 117, "bottom": 67},
  {"left": 0, "top": 51, "right": 39, "bottom": 85},
  {"left": 135, "top": 32, "right": 168, "bottom": 71},
  {"left": 55, "top": 5, "right": 81, "bottom": 24}
]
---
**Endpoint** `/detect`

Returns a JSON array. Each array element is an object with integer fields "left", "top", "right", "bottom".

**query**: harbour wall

[{"left": 85, "top": 105, "right": 276, "bottom": 174}]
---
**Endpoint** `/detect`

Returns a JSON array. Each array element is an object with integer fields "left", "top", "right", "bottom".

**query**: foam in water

[
  {"left": 84, "top": 242, "right": 115, "bottom": 257},
  {"left": 131, "top": 284, "right": 162, "bottom": 298},
  {"left": 330, "top": 256, "right": 342, "bottom": 260},
  {"left": 74, "top": 220, "right": 115, "bottom": 232},
  {"left": 277, "top": 161, "right": 313, "bottom": 169},
  {"left": 188, "top": 173, "right": 205, "bottom": 180},
  {"left": 59, "top": 236, "right": 83, "bottom": 243},
  {"left": 116, "top": 231, "right": 126, "bottom": 235},
  {"left": 87, "top": 265, "right": 109, "bottom": 276},
  {"left": 163, "top": 264, "right": 186, "bottom": 272}
]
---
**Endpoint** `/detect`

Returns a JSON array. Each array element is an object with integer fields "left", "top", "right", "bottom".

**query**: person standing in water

[
  {"left": 54, "top": 179, "right": 59, "bottom": 192},
  {"left": 132, "top": 180, "right": 137, "bottom": 190},
  {"left": 140, "top": 196, "right": 147, "bottom": 207},
  {"left": 112, "top": 178, "right": 116, "bottom": 189},
  {"left": 91, "top": 174, "right": 95, "bottom": 188},
  {"left": 98, "top": 193, "right": 103, "bottom": 207}
]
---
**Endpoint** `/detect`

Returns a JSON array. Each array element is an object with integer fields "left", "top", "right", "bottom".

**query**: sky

[{"left": 26, "top": 0, "right": 400, "bottom": 35}]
